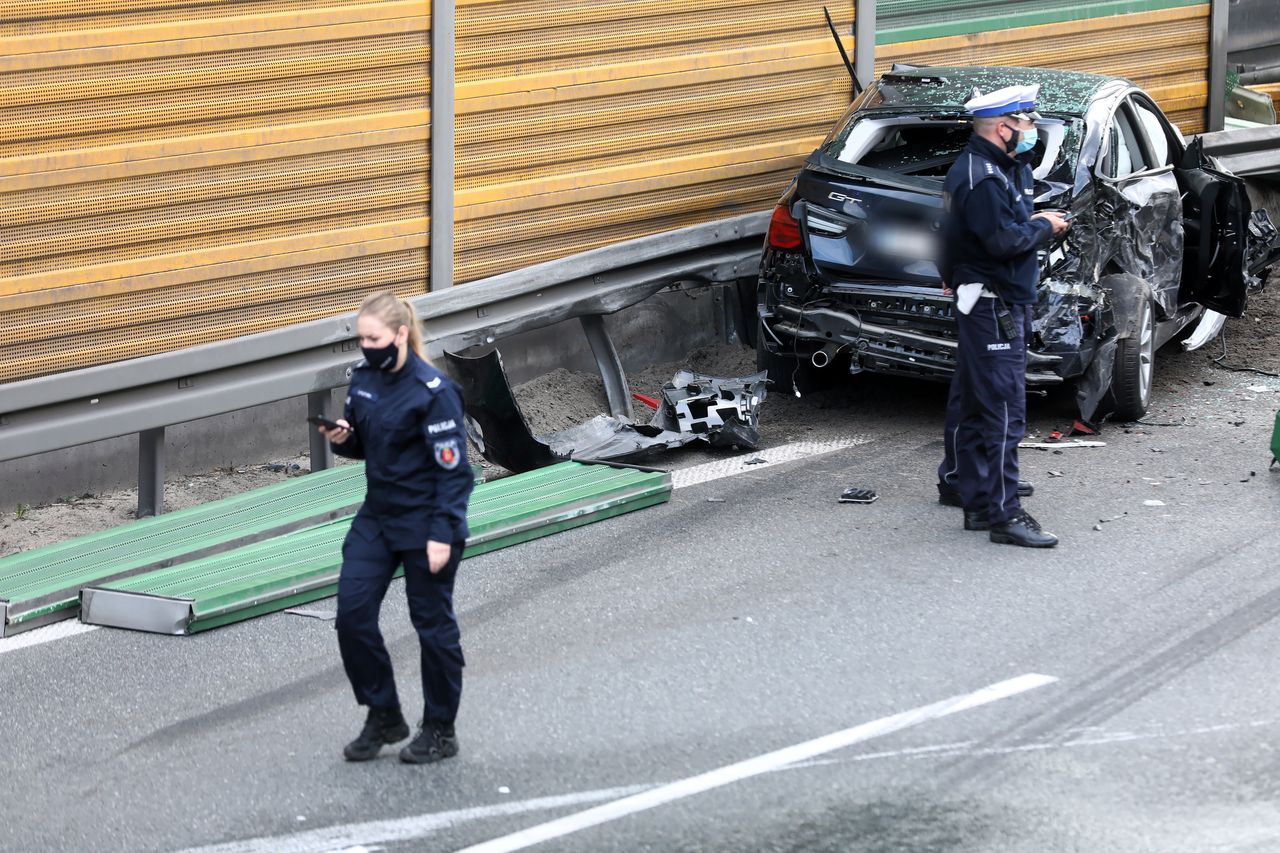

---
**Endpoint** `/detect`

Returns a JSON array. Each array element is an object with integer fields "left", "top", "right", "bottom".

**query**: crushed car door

[
  {"left": 1174, "top": 135, "right": 1252, "bottom": 318},
  {"left": 1093, "top": 98, "right": 1184, "bottom": 317}
]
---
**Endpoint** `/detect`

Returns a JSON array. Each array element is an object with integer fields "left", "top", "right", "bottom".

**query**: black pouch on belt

[{"left": 994, "top": 298, "right": 1017, "bottom": 341}]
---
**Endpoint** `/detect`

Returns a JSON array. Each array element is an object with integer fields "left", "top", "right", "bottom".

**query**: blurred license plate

[{"left": 873, "top": 227, "right": 935, "bottom": 259}]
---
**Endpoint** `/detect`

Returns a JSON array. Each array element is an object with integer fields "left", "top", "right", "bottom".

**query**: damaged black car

[{"left": 756, "top": 65, "right": 1280, "bottom": 420}]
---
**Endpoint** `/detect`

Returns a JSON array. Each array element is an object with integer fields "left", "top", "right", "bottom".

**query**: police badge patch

[{"left": 434, "top": 437, "right": 461, "bottom": 470}]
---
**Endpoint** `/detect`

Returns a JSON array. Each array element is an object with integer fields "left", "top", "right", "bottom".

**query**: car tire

[{"left": 1109, "top": 294, "right": 1156, "bottom": 421}]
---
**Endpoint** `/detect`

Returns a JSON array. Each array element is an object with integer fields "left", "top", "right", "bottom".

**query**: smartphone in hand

[{"left": 307, "top": 414, "right": 348, "bottom": 431}]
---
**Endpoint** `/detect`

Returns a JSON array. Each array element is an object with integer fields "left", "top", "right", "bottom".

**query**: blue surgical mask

[{"left": 1014, "top": 127, "right": 1039, "bottom": 155}]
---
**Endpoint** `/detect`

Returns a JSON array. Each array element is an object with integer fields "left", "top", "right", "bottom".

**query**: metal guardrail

[
  {"left": 0, "top": 212, "right": 767, "bottom": 512},
  {"left": 1197, "top": 124, "right": 1280, "bottom": 177}
]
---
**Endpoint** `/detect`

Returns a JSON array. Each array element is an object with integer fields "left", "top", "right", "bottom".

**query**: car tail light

[{"left": 768, "top": 204, "right": 802, "bottom": 249}]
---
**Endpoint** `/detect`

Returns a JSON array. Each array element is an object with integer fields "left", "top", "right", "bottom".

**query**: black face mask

[
  {"left": 1001, "top": 125, "right": 1020, "bottom": 155},
  {"left": 361, "top": 341, "right": 399, "bottom": 370}
]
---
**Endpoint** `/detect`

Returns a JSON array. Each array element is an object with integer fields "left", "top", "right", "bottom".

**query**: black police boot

[
  {"left": 939, "top": 481, "right": 1033, "bottom": 506},
  {"left": 989, "top": 510, "right": 1058, "bottom": 548},
  {"left": 937, "top": 485, "right": 963, "bottom": 508},
  {"left": 400, "top": 721, "right": 460, "bottom": 765},
  {"left": 963, "top": 509, "right": 989, "bottom": 531},
  {"left": 343, "top": 706, "right": 410, "bottom": 762}
]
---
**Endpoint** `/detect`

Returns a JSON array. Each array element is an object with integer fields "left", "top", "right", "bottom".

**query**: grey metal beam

[
  {"left": 579, "top": 315, "right": 631, "bottom": 420},
  {"left": 307, "top": 390, "right": 334, "bottom": 473},
  {"left": 138, "top": 428, "right": 165, "bottom": 518},
  {"left": 854, "top": 0, "right": 876, "bottom": 98},
  {"left": 0, "top": 232, "right": 765, "bottom": 463},
  {"left": 1197, "top": 124, "right": 1280, "bottom": 176},
  {"left": 429, "top": 0, "right": 455, "bottom": 293},
  {"left": 1, "top": 212, "right": 767, "bottom": 414},
  {"left": 1208, "top": 0, "right": 1229, "bottom": 132}
]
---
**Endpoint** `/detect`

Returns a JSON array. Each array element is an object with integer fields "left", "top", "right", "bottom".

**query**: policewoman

[
  {"left": 937, "top": 85, "right": 1069, "bottom": 548},
  {"left": 318, "top": 291, "right": 474, "bottom": 763}
]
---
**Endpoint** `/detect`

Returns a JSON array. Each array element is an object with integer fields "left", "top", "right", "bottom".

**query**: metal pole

[
  {"left": 580, "top": 315, "right": 632, "bottom": 420},
  {"left": 429, "top": 0, "right": 456, "bottom": 292},
  {"left": 307, "top": 390, "right": 334, "bottom": 473},
  {"left": 138, "top": 427, "right": 165, "bottom": 517},
  {"left": 854, "top": 0, "right": 876, "bottom": 99},
  {"left": 1208, "top": 0, "right": 1229, "bottom": 132}
]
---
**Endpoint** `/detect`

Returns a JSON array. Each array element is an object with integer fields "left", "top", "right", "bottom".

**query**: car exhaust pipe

[{"left": 811, "top": 346, "right": 837, "bottom": 368}]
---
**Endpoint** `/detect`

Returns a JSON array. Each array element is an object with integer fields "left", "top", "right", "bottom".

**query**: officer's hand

[
  {"left": 427, "top": 540, "right": 451, "bottom": 574},
  {"left": 319, "top": 419, "right": 353, "bottom": 445},
  {"left": 1033, "top": 211, "right": 1071, "bottom": 236}
]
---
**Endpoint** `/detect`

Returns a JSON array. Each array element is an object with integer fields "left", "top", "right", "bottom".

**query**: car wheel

[{"left": 1109, "top": 294, "right": 1155, "bottom": 421}]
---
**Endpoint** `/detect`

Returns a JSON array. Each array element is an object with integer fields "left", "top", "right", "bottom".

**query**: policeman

[
  {"left": 937, "top": 86, "right": 1042, "bottom": 509},
  {"left": 318, "top": 291, "right": 475, "bottom": 762},
  {"left": 937, "top": 85, "right": 1069, "bottom": 547}
]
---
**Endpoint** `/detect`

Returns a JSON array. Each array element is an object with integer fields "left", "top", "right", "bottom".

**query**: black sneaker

[
  {"left": 938, "top": 481, "right": 1034, "bottom": 507},
  {"left": 989, "top": 510, "right": 1058, "bottom": 548},
  {"left": 343, "top": 706, "right": 410, "bottom": 762},
  {"left": 963, "top": 509, "right": 990, "bottom": 531},
  {"left": 400, "top": 722, "right": 460, "bottom": 765}
]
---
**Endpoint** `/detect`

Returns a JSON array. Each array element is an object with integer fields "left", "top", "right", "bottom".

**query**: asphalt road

[{"left": 3, "top": 344, "right": 1279, "bottom": 853}]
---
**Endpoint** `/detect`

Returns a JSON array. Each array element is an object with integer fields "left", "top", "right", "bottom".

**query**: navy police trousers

[
  {"left": 335, "top": 521, "right": 465, "bottom": 724},
  {"left": 943, "top": 297, "right": 1031, "bottom": 524}
]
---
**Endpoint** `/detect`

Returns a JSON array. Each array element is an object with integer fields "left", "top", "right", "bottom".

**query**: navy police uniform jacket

[
  {"left": 332, "top": 352, "right": 474, "bottom": 550},
  {"left": 939, "top": 135, "right": 1052, "bottom": 305}
]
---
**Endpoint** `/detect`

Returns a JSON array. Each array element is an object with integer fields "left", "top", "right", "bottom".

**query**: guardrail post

[
  {"left": 307, "top": 390, "right": 334, "bottom": 473},
  {"left": 854, "top": 0, "right": 875, "bottom": 97},
  {"left": 580, "top": 315, "right": 631, "bottom": 420},
  {"left": 430, "top": 0, "right": 456, "bottom": 292},
  {"left": 1208, "top": 0, "right": 1228, "bottom": 132},
  {"left": 138, "top": 428, "right": 165, "bottom": 518}
]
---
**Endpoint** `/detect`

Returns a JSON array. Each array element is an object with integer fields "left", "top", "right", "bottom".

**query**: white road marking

[
  {"left": 177, "top": 785, "right": 650, "bottom": 853},
  {"left": 181, "top": 688, "right": 1273, "bottom": 853},
  {"left": 670, "top": 438, "right": 867, "bottom": 489},
  {"left": 456, "top": 673, "right": 1058, "bottom": 853},
  {"left": 0, "top": 620, "right": 97, "bottom": 655},
  {"left": 791, "top": 716, "right": 1280, "bottom": 770}
]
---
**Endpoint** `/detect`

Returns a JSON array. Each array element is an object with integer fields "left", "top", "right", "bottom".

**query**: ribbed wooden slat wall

[
  {"left": 877, "top": 4, "right": 1211, "bottom": 134},
  {"left": 1, "top": 0, "right": 1216, "bottom": 385},
  {"left": 452, "top": 0, "right": 854, "bottom": 283},
  {"left": 0, "top": 2, "right": 430, "bottom": 383}
]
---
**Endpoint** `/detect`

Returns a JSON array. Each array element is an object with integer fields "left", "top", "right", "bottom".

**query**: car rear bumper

[{"left": 763, "top": 301, "right": 1065, "bottom": 386}]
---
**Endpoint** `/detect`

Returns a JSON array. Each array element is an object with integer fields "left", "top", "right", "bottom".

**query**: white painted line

[
  {"left": 177, "top": 785, "right": 650, "bottom": 853},
  {"left": 791, "top": 716, "right": 1280, "bottom": 770},
  {"left": 671, "top": 438, "right": 867, "bottom": 490},
  {"left": 0, "top": 620, "right": 98, "bottom": 655},
  {"left": 456, "top": 673, "right": 1058, "bottom": 853}
]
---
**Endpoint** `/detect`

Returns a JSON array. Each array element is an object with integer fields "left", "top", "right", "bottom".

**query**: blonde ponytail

[{"left": 401, "top": 298, "right": 425, "bottom": 357}]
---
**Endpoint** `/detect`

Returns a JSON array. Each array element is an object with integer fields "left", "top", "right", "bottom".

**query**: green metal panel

[
  {"left": 0, "top": 464, "right": 368, "bottom": 634},
  {"left": 877, "top": 0, "right": 1205, "bottom": 44},
  {"left": 80, "top": 462, "right": 671, "bottom": 635},
  {"left": 1271, "top": 409, "right": 1280, "bottom": 465}
]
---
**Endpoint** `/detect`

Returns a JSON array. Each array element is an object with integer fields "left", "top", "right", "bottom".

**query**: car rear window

[{"left": 823, "top": 114, "right": 1080, "bottom": 196}]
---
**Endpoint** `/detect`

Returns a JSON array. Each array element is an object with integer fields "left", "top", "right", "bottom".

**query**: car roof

[{"left": 871, "top": 66, "right": 1125, "bottom": 117}]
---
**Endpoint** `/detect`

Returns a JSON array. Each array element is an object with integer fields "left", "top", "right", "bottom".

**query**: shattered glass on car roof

[{"left": 858, "top": 66, "right": 1119, "bottom": 116}]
